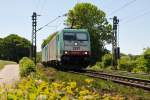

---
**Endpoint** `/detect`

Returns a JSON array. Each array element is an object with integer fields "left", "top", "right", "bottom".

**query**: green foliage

[
  {"left": 136, "top": 56, "right": 146, "bottom": 68},
  {"left": 0, "top": 38, "right": 4, "bottom": 58},
  {"left": 90, "top": 54, "right": 112, "bottom": 70},
  {"left": 102, "top": 54, "right": 112, "bottom": 67},
  {"left": 119, "top": 56, "right": 136, "bottom": 72},
  {"left": 90, "top": 62, "right": 104, "bottom": 70},
  {"left": 41, "top": 32, "right": 58, "bottom": 48},
  {"left": 0, "top": 34, "right": 31, "bottom": 62},
  {"left": 143, "top": 48, "right": 150, "bottom": 72},
  {"left": 144, "top": 48, "right": 150, "bottom": 59},
  {"left": 132, "top": 48, "right": 150, "bottom": 73},
  {"left": 37, "top": 65, "right": 150, "bottom": 99},
  {"left": 66, "top": 3, "right": 112, "bottom": 62},
  {"left": 132, "top": 67, "right": 147, "bottom": 73},
  {"left": 0, "top": 77, "right": 126, "bottom": 99},
  {"left": 36, "top": 52, "right": 42, "bottom": 63},
  {"left": 19, "top": 57, "right": 36, "bottom": 77}
]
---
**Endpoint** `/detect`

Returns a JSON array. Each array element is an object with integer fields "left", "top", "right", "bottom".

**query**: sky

[{"left": 0, "top": 0, "right": 150, "bottom": 55}]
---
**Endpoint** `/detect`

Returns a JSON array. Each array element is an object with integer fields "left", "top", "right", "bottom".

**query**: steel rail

[
  {"left": 68, "top": 70, "right": 150, "bottom": 91},
  {"left": 86, "top": 70, "right": 150, "bottom": 83}
]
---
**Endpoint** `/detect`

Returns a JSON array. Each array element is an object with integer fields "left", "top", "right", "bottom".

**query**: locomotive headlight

[
  {"left": 65, "top": 51, "right": 68, "bottom": 54},
  {"left": 84, "top": 52, "right": 88, "bottom": 55},
  {"left": 74, "top": 42, "right": 78, "bottom": 46}
]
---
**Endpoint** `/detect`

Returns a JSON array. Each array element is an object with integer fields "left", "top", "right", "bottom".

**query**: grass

[
  {"left": 0, "top": 60, "right": 16, "bottom": 70},
  {"left": 37, "top": 64, "right": 150, "bottom": 100}
]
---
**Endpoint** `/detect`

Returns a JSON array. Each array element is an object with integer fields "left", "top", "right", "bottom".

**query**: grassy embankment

[
  {"left": 89, "top": 66, "right": 150, "bottom": 80},
  {"left": 0, "top": 60, "right": 16, "bottom": 70},
  {"left": 37, "top": 64, "right": 150, "bottom": 100}
]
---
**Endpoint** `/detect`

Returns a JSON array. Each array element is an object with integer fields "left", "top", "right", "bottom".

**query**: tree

[
  {"left": 143, "top": 48, "right": 150, "bottom": 72},
  {"left": 0, "top": 38, "right": 4, "bottom": 58},
  {"left": 2, "top": 34, "right": 31, "bottom": 62},
  {"left": 66, "top": 3, "right": 112, "bottom": 63}
]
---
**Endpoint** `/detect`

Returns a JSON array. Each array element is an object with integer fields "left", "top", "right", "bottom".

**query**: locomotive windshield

[
  {"left": 76, "top": 33, "right": 88, "bottom": 41},
  {"left": 64, "top": 33, "right": 75, "bottom": 41},
  {"left": 64, "top": 32, "right": 88, "bottom": 41}
]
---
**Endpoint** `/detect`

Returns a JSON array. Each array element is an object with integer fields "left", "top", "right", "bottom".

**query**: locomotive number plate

[{"left": 73, "top": 47, "right": 80, "bottom": 50}]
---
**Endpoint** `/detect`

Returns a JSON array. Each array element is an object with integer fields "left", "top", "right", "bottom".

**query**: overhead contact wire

[{"left": 109, "top": 0, "right": 137, "bottom": 16}]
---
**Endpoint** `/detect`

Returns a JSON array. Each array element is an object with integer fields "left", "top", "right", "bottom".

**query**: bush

[
  {"left": 19, "top": 57, "right": 36, "bottom": 77},
  {"left": 0, "top": 77, "right": 124, "bottom": 99},
  {"left": 132, "top": 56, "right": 148, "bottom": 73},
  {"left": 143, "top": 48, "right": 150, "bottom": 72},
  {"left": 102, "top": 54, "right": 112, "bottom": 68},
  {"left": 132, "top": 66, "right": 147, "bottom": 73},
  {"left": 91, "top": 54, "right": 112, "bottom": 70},
  {"left": 91, "top": 62, "right": 104, "bottom": 70},
  {"left": 119, "top": 56, "right": 136, "bottom": 72},
  {"left": 36, "top": 52, "right": 42, "bottom": 63}
]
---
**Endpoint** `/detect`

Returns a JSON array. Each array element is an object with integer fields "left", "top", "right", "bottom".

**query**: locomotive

[{"left": 42, "top": 28, "right": 91, "bottom": 67}]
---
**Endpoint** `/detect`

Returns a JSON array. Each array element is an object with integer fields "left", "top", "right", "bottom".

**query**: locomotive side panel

[
  {"left": 42, "top": 47, "right": 45, "bottom": 62},
  {"left": 42, "top": 45, "right": 48, "bottom": 62},
  {"left": 57, "top": 32, "right": 64, "bottom": 61},
  {"left": 48, "top": 36, "right": 57, "bottom": 61}
]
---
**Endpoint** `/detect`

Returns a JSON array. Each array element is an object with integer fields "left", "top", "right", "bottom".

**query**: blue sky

[{"left": 0, "top": 0, "right": 150, "bottom": 55}]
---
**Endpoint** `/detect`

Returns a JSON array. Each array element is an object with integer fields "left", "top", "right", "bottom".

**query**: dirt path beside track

[{"left": 0, "top": 64, "right": 19, "bottom": 85}]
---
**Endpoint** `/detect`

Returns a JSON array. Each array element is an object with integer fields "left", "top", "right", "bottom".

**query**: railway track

[{"left": 68, "top": 69, "right": 150, "bottom": 91}]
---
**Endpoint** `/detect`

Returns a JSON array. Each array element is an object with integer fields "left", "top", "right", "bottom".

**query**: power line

[
  {"left": 109, "top": 0, "right": 137, "bottom": 16},
  {"left": 46, "top": 19, "right": 64, "bottom": 30},
  {"left": 37, "top": 13, "right": 67, "bottom": 32},
  {"left": 48, "top": 16, "right": 67, "bottom": 31},
  {"left": 39, "top": 0, "right": 47, "bottom": 14},
  {"left": 55, "top": 17, "right": 66, "bottom": 30},
  {"left": 34, "top": 0, "right": 47, "bottom": 14},
  {"left": 35, "top": 0, "right": 41, "bottom": 12},
  {"left": 37, "top": 16, "right": 61, "bottom": 32},
  {"left": 121, "top": 10, "right": 150, "bottom": 24}
]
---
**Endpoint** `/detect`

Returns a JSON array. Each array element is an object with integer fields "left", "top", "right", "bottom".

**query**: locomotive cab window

[
  {"left": 63, "top": 33, "right": 75, "bottom": 41},
  {"left": 76, "top": 33, "right": 88, "bottom": 41},
  {"left": 64, "top": 32, "right": 88, "bottom": 41}
]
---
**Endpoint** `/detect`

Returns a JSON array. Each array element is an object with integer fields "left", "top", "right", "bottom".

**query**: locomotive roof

[{"left": 62, "top": 29, "right": 88, "bottom": 33}]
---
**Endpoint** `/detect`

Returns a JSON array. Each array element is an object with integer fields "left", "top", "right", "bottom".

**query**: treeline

[
  {"left": 93, "top": 48, "right": 150, "bottom": 73},
  {"left": 0, "top": 34, "right": 31, "bottom": 62}
]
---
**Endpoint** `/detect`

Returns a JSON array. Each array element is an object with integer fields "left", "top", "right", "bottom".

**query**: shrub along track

[{"left": 67, "top": 69, "right": 150, "bottom": 91}]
